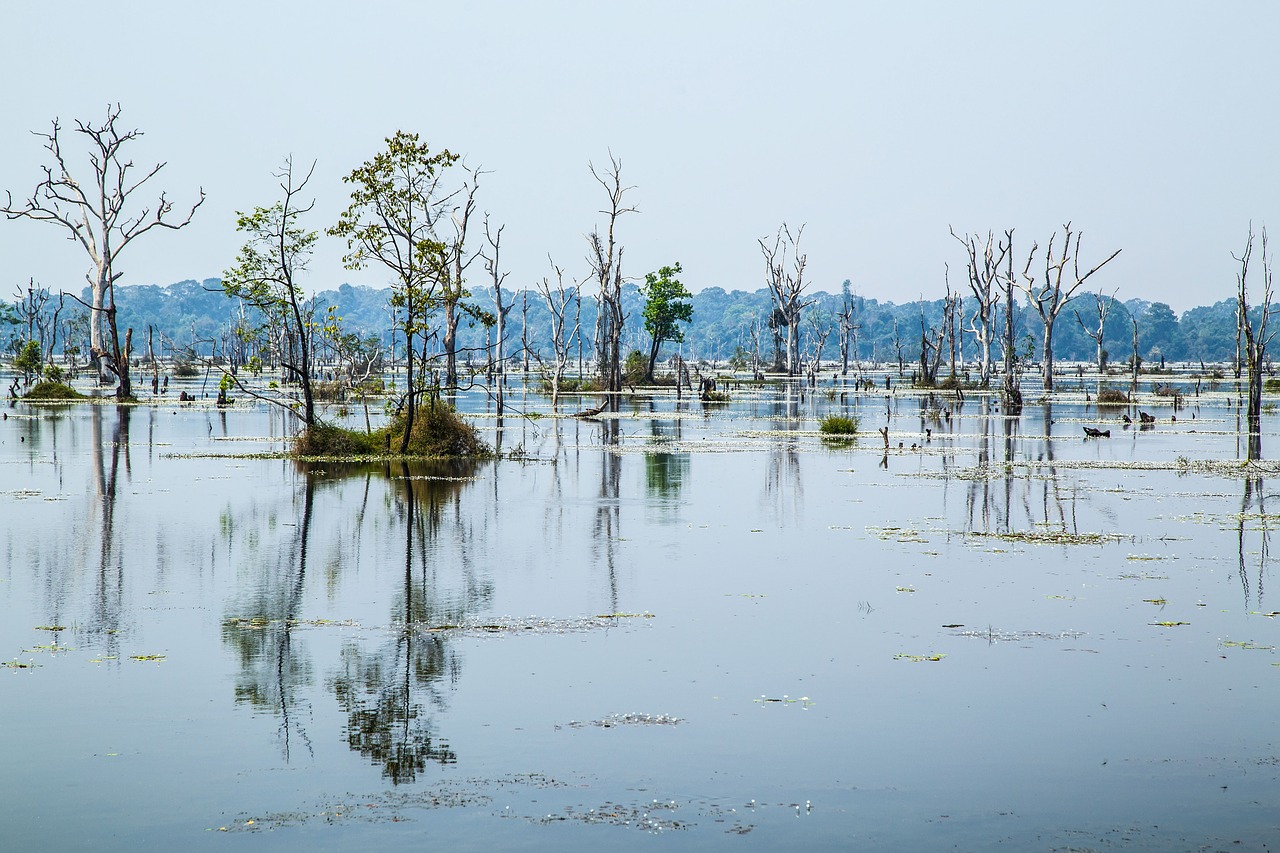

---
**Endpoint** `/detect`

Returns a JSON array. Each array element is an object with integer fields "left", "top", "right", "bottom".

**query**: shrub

[
  {"left": 173, "top": 359, "right": 199, "bottom": 378},
  {"left": 819, "top": 414, "right": 859, "bottom": 435},
  {"left": 23, "top": 381, "right": 85, "bottom": 401},
  {"left": 1096, "top": 386, "right": 1130, "bottom": 405},
  {"left": 297, "top": 398, "right": 490, "bottom": 459}
]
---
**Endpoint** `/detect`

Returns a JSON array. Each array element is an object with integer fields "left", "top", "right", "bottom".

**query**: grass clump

[
  {"left": 819, "top": 414, "right": 859, "bottom": 435},
  {"left": 23, "top": 381, "right": 86, "bottom": 401},
  {"left": 295, "top": 398, "right": 489, "bottom": 459}
]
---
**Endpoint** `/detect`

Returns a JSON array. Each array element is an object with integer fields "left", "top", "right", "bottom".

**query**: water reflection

[
  {"left": 219, "top": 459, "right": 489, "bottom": 782},
  {"left": 1237, "top": 474, "right": 1273, "bottom": 607}
]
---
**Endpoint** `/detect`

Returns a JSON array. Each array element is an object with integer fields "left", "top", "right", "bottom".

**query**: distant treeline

[{"left": 0, "top": 277, "right": 1253, "bottom": 368}]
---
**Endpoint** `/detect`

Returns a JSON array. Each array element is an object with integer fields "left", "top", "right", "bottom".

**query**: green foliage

[
  {"left": 23, "top": 381, "right": 84, "bottom": 400},
  {"left": 642, "top": 263, "right": 693, "bottom": 345},
  {"left": 13, "top": 340, "right": 42, "bottom": 387},
  {"left": 42, "top": 362, "right": 64, "bottom": 383},
  {"left": 819, "top": 414, "right": 859, "bottom": 435},
  {"left": 623, "top": 349, "right": 648, "bottom": 384},
  {"left": 1265, "top": 378, "right": 1280, "bottom": 393},
  {"left": 641, "top": 262, "right": 693, "bottom": 377}
]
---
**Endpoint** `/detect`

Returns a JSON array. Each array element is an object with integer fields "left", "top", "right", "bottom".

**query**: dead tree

[
  {"left": 1019, "top": 222, "right": 1121, "bottom": 393},
  {"left": 2, "top": 104, "right": 204, "bottom": 399},
  {"left": 951, "top": 227, "right": 1010, "bottom": 387},
  {"left": 759, "top": 223, "right": 814, "bottom": 375},
  {"left": 1235, "top": 225, "right": 1280, "bottom": 460},
  {"left": 836, "top": 282, "right": 860, "bottom": 377},
  {"left": 482, "top": 215, "right": 513, "bottom": 414},
  {"left": 1074, "top": 289, "right": 1119, "bottom": 374},
  {"left": 439, "top": 166, "right": 485, "bottom": 389},
  {"left": 918, "top": 300, "right": 945, "bottom": 386},
  {"left": 537, "top": 259, "right": 582, "bottom": 413},
  {"left": 586, "top": 154, "right": 636, "bottom": 410},
  {"left": 805, "top": 309, "right": 832, "bottom": 386},
  {"left": 1000, "top": 229, "right": 1022, "bottom": 413}
]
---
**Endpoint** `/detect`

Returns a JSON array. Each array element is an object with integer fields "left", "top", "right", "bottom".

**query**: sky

[{"left": 2, "top": 0, "right": 1278, "bottom": 314}]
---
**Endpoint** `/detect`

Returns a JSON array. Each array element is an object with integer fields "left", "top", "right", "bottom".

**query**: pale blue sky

[{"left": 2, "top": 1, "right": 1277, "bottom": 312}]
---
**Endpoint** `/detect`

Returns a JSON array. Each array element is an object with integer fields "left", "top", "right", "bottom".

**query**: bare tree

[
  {"left": 438, "top": 166, "right": 488, "bottom": 389},
  {"left": 805, "top": 309, "right": 832, "bottom": 386},
  {"left": 1019, "top": 222, "right": 1121, "bottom": 392},
  {"left": 2, "top": 104, "right": 205, "bottom": 398},
  {"left": 481, "top": 215, "right": 513, "bottom": 415},
  {"left": 836, "top": 280, "right": 860, "bottom": 377},
  {"left": 918, "top": 299, "right": 945, "bottom": 386},
  {"left": 951, "top": 227, "right": 1009, "bottom": 387},
  {"left": 221, "top": 158, "right": 321, "bottom": 427},
  {"left": 759, "top": 223, "right": 814, "bottom": 375},
  {"left": 1000, "top": 229, "right": 1022, "bottom": 413},
  {"left": 1235, "top": 225, "right": 1280, "bottom": 460},
  {"left": 1074, "top": 289, "right": 1119, "bottom": 374},
  {"left": 586, "top": 154, "right": 636, "bottom": 409},
  {"left": 537, "top": 259, "right": 582, "bottom": 412}
]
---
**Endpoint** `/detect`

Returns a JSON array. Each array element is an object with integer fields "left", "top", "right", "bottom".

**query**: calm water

[{"left": 3, "top": 377, "right": 1279, "bottom": 851}]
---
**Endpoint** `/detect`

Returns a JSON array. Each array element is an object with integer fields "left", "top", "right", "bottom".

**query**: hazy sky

[{"left": 3, "top": 1, "right": 1277, "bottom": 313}]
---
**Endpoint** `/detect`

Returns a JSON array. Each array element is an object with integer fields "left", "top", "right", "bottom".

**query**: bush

[
  {"left": 1096, "top": 386, "right": 1130, "bottom": 405},
  {"left": 296, "top": 398, "right": 490, "bottom": 459},
  {"left": 173, "top": 359, "right": 199, "bottom": 378},
  {"left": 24, "top": 381, "right": 85, "bottom": 401},
  {"left": 819, "top": 414, "right": 859, "bottom": 435},
  {"left": 622, "top": 350, "right": 647, "bottom": 384}
]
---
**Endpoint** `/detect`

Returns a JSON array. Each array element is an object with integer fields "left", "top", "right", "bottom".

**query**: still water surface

[{"left": 2, "top": 381, "right": 1279, "bottom": 850}]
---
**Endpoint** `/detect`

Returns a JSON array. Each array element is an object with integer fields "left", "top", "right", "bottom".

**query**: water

[{"left": 2, "top": 378, "right": 1279, "bottom": 850}]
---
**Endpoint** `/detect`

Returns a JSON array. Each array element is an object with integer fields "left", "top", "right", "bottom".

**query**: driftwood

[
  {"left": 572, "top": 401, "right": 608, "bottom": 418},
  {"left": 1139, "top": 411, "right": 1155, "bottom": 424},
  {"left": 1083, "top": 426, "right": 1111, "bottom": 438}
]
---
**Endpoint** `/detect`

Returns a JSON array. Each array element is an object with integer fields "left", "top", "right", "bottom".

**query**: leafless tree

[
  {"left": 918, "top": 299, "right": 945, "bottom": 386},
  {"left": 481, "top": 215, "right": 513, "bottom": 415},
  {"left": 2, "top": 105, "right": 204, "bottom": 398},
  {"left": 1019, "top": 222, "right": 1121, "bottom": 392},
  {"left": 805, "top": 309, "right": 831, "bottom": 386},
  {"left": 586, "top": 154, "right": 636, "bottom": 409},
  {"left": 1235, "top": 225, "right": 1280, "bottom": 460},
  {"left": 759, "top": 223, "right": 814, "bottom": 375},
  {"left": 537, "top": 259, "right": 582, "bottom": 412},
  {"left": 1074, "top": 289, "right": 1119, "bottom": 374},
  {"left": 951, "top": 227, "right": 1009, "bottom": 387},
  {"left": 836, "top": 284, "right": 860, "bottom": 377},
  {"left": 439, "top": 166, "right": 486, "bottom": 389},
  {"left": 1001, "top": 229, "right": 1023, "bottom": 412}
]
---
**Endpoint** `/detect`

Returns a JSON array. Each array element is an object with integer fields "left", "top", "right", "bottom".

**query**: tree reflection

[
  {"left": 220, "top": 458, "right": 488, "bottom": 781},
  {"left": 328, "top": 460, "right": 486, "bottom": 784},
  {"left": 594, "top": 419, "right": 622, "bottom": 613},
  {"left": 645, "top": 417, "right": 688, "bottom": 510},
  {"left": 222, "top": 474, "right": 316, "bottom": 761},
  {"left": 1237, "top": 474, "right": 1272, "bottom": 608},
  {"left": 84, "top": 405, "right": 131, "bottom": 657}
]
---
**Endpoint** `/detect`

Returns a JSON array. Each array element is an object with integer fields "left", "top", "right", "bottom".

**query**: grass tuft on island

[
  {"left": 295, "top": 399, "right": 491, "bottom": 459},
  {"left": 23, "top": 381, "right": 87, "bottom": 401}
]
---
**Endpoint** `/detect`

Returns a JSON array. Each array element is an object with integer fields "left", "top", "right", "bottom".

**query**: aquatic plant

[{"left": 819, "top": 414, "right": 858, "bottom": 435}]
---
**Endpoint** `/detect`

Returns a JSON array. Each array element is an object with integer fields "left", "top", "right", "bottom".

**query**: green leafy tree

[
  {"left": 222, "top": 159, "right": 321, "bottom": 426},
  {"left": 330, "top": 131, "right": 457, "bottom": 453},
  {"left": 14, "top": 339, "right": 42, "bottom": 389},
  {"left": 641, "top": 262, "right": 693, "bottom": 381}
]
